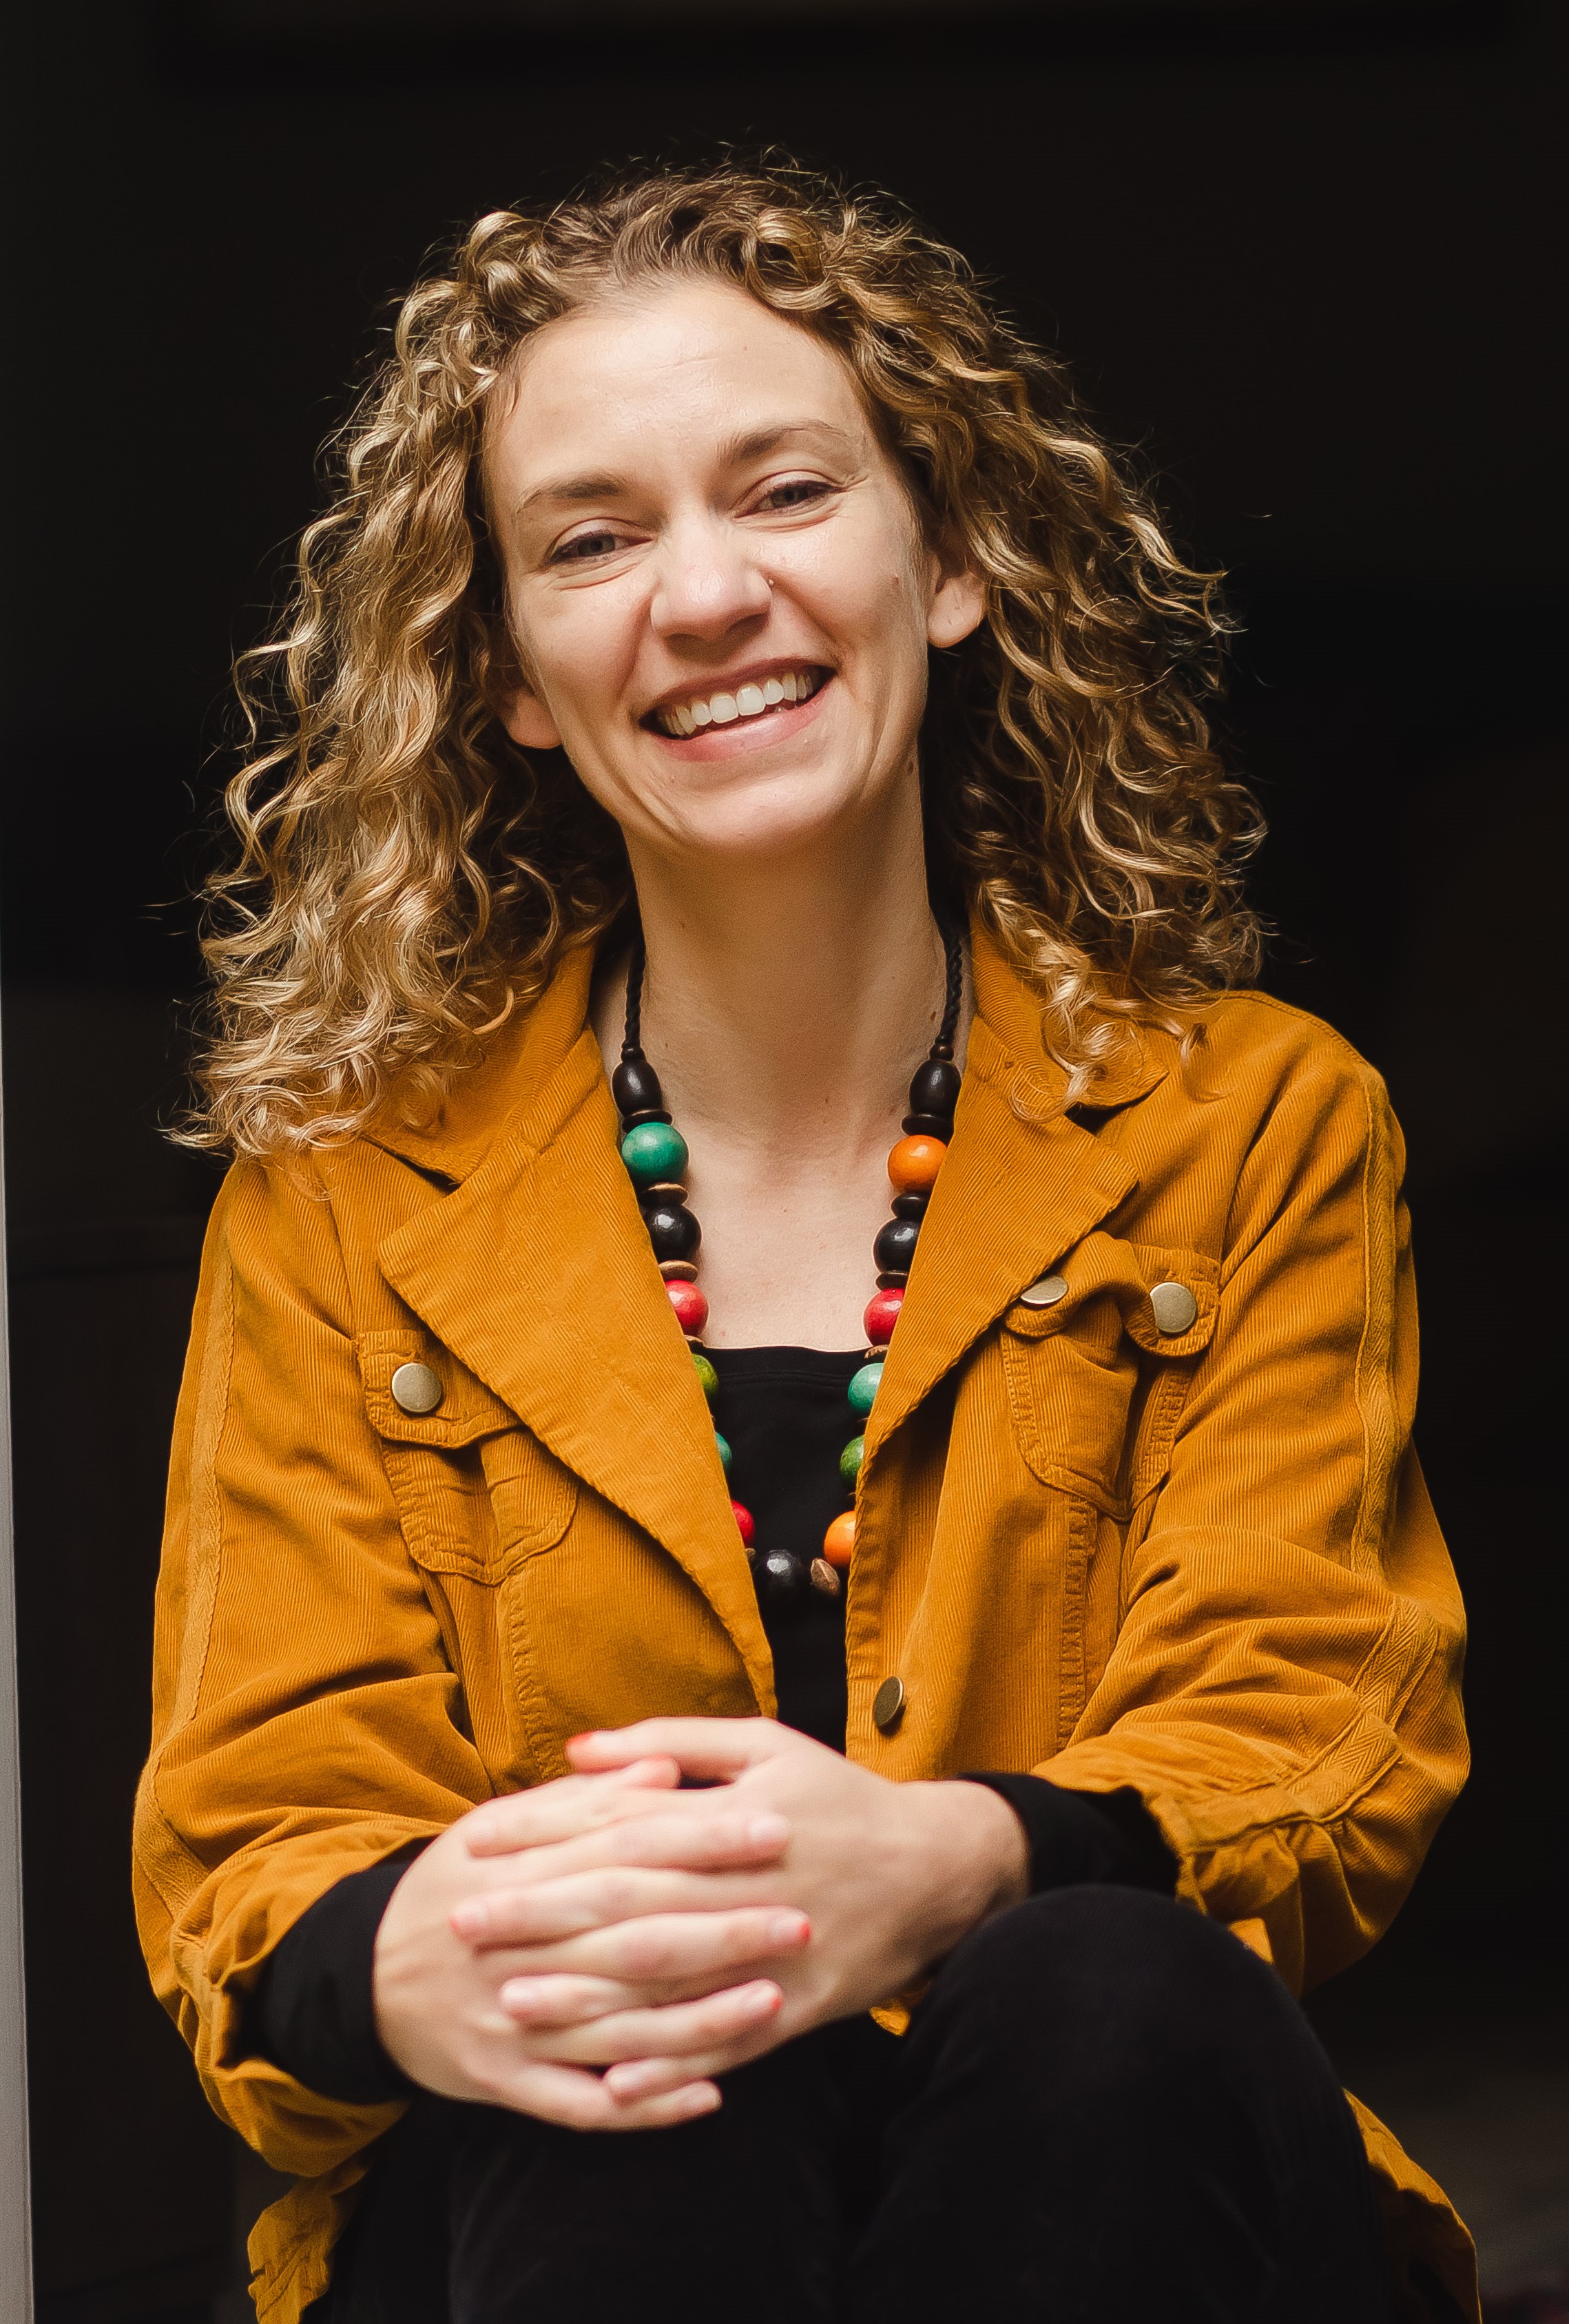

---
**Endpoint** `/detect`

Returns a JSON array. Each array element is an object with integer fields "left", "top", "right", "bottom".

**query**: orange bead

[
  {"left": 887, "top": 1133, "right": 946, "bottom": 1194},
  {"left": 822, "top": 1511, "right": 855, "bottom": 1568}
]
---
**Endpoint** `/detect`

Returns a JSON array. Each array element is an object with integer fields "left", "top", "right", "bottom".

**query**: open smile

[{"left": 645, "top": 664, "right": 831, "bottom": 739}]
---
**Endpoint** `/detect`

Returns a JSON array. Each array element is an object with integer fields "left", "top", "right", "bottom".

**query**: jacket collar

[{"left": 371, "top": 920, "right": 1170, "bottom": 1690}]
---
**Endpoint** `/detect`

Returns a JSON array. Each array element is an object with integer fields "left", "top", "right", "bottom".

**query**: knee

[{"left": 919, "top": 1887, "right": 1307, "bottom": 2112}]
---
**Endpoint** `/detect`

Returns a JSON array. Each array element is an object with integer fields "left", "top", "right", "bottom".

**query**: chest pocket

[
  {"left": 358, "top": 1332, "right": 577, "bottom": 1581},
  {"left": 1001, "top": 1236, "right": 1218, "bottom": 1518}
]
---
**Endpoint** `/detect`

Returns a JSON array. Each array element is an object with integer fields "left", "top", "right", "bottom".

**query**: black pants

[{"left": 324, "top": 1888, "right": 1389, "bottom": 2323}]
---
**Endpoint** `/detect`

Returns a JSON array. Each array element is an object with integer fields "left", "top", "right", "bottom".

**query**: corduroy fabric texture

[{"left": 133, "top": 920, "right": 1475, "bottom": 2323}]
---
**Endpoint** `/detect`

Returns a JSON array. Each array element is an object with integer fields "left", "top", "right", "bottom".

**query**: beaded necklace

[{"left": 614, "top": 921, "right": 964, "bottom": 1611}]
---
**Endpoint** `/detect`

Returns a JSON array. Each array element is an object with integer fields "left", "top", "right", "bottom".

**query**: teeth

[{"left": 655, "top": 668, "right": 820, "bottom": 737}]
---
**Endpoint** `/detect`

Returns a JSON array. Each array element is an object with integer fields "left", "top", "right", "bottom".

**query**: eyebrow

[{"left": 512, "top": 420, "right": 859, "bottom": 517}]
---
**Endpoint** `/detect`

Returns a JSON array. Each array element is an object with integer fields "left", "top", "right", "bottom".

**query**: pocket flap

[
  {"left": 1004, "top": 1240, "right": 1218, "bottom": 1359},
  {"left": 357, "top": 1331, "right": 519, "bottom": 1448}
]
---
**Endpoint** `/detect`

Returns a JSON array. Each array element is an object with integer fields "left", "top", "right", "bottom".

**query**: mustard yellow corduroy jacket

[{"left": 134, "top": 925, "right": 1477, "bottom": 2323}]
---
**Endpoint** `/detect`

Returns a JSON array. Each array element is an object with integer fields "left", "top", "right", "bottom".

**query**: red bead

[
  {"left": 731, "top": 1500, "right": 756, "bottom": 1546},
  {"left": 666, "top": 1278, "right": 709, "bottom": 1336},
  {"left": 864, "top": 1287, "right": 904, "bottom": 1345}
]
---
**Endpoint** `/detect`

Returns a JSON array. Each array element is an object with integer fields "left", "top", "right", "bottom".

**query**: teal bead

[
  {"left": 840, "top": 1434, "right": 866, "bottom": 1488},
  {"left": 620, "top": 1120, "right": 689, "bottom": 1188},
  {"left": 714, "top": 1431, "right": 733, "bottom": 1473},
  {"left": 847, "top": 1361, "right": 884, "bottom": 1417},
  {"left": 693, "top": 1351, "right": 718, "bottom": 1401}
]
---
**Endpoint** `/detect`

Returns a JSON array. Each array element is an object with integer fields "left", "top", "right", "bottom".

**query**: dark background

[{"left": 3, "top": 2, "right": 1565, "bottom": 2316}]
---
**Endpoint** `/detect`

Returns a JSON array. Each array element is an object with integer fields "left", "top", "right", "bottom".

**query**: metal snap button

[
  {"left": 873, "top": 1676, "right": 906, "bottom": 1732},
  {"left": 1149, "top": 1281, "right": 1199, "bottom": 1336},
  {"left": 391, "top": 1360, "right": 444, "bottom": 1415},
  {"left": 1019, "top": 1274, "right": 1068, "bottom": 1309}
]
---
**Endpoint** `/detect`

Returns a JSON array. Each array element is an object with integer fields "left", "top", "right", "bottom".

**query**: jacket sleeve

[
  {"left": 1039, "top": 1035, "right": 1468, "bottom": 1993},
  {"left": 132, "top": 1158, "right": 492, "bottom": 2175}
]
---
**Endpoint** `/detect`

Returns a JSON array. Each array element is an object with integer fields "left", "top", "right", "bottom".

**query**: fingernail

[
  {"left": 768, "top": 1911, "right": 809, "bottom": 1944},
  {"left": 744, "top": 1982, "right": 782, "bottom": 2014},
  {"left": 746, "top": 1813, "right": 789, "bottom": 1847},
  {"left": 450, "top": 1902, "right": 485, "bottom": 1937},
  {"left": 682, "top": 2084, "right": 721, "bottom": 2115}
]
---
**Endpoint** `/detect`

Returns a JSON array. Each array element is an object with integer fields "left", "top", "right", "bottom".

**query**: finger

[
  {"left": 601, "top": 2022, "right": 784, "bottom": 2103},
  {"left": 490, "top": 2058, "right": 722, "bottom": 2132},
  {"left": 492, "top": 1974, "right": 647, "bottom": 2030},
  {"left": 452, "top": 1864, "right": 789, "bottom": 1950},
  {"left": 487, "top": 1905, "right": 811, "bottom": 1985},
  {"left": 452, "top": 1806, "right": 790, "bottom": 1933},
  {"left": 464, "top": 1763, "right": 680, "bottom": 1858},
  {"left": 512, "top": 1980, "right": 784, "bottom": 2067},
  {"left": 566, "top": 1719, "right": 791, "bottom": 1781}
]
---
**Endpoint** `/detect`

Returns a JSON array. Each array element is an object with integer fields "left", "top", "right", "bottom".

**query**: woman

[{"left": 135, "top": 163, "right": 1476, "bottom": 2323}]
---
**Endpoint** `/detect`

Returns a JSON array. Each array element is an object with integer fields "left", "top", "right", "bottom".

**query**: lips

[{"left": 649, "top": 665, "right": 828, "bottom": 738}]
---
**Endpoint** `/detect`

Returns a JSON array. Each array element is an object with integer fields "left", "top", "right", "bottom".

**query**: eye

[
  {"left": 550, "top": 526, "right": 629, "bottom": 565},
  {"left": 752, "top": 477, "right": 835, "bottom": 515}
]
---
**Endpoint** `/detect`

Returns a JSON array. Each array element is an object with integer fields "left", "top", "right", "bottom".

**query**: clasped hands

[{"left": 373, "top": 1719, "right": 1028, "bottom": 2130}]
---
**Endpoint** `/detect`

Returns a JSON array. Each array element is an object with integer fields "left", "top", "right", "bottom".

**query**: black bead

[
  {"left": 874, "top": 1216, "right": 921, "bottom": 1274},
  {"left": 902, "top": 1112, "right": 953, "bottom": 1139},
  {"left": 612, "top": 1056, "right": 665, "bottom": 1117},
  {"left": 642, "top": 1199, "right": 701, "bottom": 1263},
  {"left": 909, "top": 1059, "right": 962, "bottom": 1119},
  {"left": 757, "top": 1550, "right": 809, "bottom": 1612},
  {"left": 619, "top": 1106, "right": 672, "bottom": 1130},
  {"left": 892, "top": 1190, "right": 929, "bottom": 1221}
]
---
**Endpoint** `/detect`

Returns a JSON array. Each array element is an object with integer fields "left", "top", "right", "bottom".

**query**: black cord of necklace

[
  {"left": 622, "top": 934, "right": 647, "bottom": 1062},
  {"left": 622, "top": 915, "right": 964, "bottom": 1068}
]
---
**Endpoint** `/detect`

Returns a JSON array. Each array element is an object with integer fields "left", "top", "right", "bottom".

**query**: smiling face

[{"left": 484, "top": 276, "right": 983, "bottom": 872}]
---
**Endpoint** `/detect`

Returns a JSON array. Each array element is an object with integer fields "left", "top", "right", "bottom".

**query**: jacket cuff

[
  {"left": 245, "top": 1840, "right": 430, "bottom": 2104},
  {"left": 955, "top": 1774, "right": 1177, "bottom": 1897}
]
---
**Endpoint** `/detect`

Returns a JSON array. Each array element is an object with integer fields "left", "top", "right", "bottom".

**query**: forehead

[{"left": 487, "top": 276, "right": 873, "bottom": 488}]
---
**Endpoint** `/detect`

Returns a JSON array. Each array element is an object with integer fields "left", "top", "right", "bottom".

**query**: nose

[{"left": 649, "top": 515, "right": 771, "bottom": 645}]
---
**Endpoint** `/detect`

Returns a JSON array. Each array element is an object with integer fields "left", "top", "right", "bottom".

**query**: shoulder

[
  {"left": 1112, "top": 993, "right": 1404, "bottom": 1231},
  {"left": 1171, "top": 990, "right": 1393, "bottom": 1130},
  {"left": 1186, "top": 988, "right": 1380, "bottom": 1081}
]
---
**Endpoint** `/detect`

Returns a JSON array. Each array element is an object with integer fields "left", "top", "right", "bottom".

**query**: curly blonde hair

[{"left": 187, "top": 157, "right": 1262, "bottom": 1159}]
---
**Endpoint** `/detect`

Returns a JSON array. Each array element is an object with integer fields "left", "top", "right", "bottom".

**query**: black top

[
  {"left": 249, "top": 1347, "right": 1174, "bottom": 2104},
  {"left": 708, "top": 1343, "right": 861, "bottom": 1750}
]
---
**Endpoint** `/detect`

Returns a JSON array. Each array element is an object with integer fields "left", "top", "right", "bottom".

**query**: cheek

[
  {"left": 514, "top": 590, "right": 632, "bottom": 727},
  {"left": 785, "top": 523, "right": 928, "bottom": 669}
]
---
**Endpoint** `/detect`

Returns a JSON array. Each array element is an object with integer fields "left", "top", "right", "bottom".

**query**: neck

[{"left": 605, "top": 780, "right": 958, "bottom": 1163}]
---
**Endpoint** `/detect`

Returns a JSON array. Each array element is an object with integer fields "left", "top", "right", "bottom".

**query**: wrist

[{"left": 912, "top": 1779, "right": 1030, "bottom": 1959}]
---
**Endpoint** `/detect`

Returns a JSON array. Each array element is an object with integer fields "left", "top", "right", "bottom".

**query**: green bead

[
  {"left": 840, "top": 1434, "right": 866, "bottom": 1487},
  {"left": 847, "top": 1362, "right": 884, "bottom": 1417},
  {"left": 714, "top": 1430, "right": 732, "bottom": 1473},
  {"left": 619, "top": 1120, "right": 689, "bottom": 1188},
  {"left": 693, "top": 1351, "right": 718, "bottom": 1401}
]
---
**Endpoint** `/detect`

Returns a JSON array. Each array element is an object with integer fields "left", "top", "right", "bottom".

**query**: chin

[{"left": 656, "top": 760, "right": 893, "bottom": 863}]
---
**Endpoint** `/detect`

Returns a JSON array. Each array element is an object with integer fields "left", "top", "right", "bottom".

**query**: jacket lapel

[
  {"left": 865, "top": 925, "right": 1160, "bottom": 1460},
  {"left": 375, "top": 975, "right": 774, "bottom": 1712},
  {"left": 866, "top": 1015, "right": 1140, "bottom": 1459}
]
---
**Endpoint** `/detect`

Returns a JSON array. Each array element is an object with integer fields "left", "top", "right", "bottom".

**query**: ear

[
  {"left": 492, "top": 673, "right": 563, "bottom": 753},
  {"left": 486, "top": 625, "right": 563, "bottom": 751},
  {"left": 925, "top": 558, "right": 986, "bottom": 650}
]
